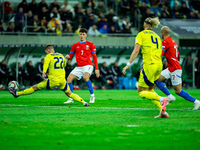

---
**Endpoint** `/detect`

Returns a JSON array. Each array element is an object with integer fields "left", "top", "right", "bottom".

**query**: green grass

[{"left": 0, "top": 89, "right": 200, "bottom": 150}]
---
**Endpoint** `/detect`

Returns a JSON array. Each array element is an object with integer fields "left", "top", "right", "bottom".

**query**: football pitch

[{"left": 0, "top": 89, "right": 200, "bottom": 150}]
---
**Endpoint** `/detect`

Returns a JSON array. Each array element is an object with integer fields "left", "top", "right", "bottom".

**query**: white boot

[
  {"left": 89, "top": 95, "right": 95, "bottom": 103},
  {"left": 167, "top": 94, "right": 176, "bottom": 105},
  {"left": 64, "top": 98, "right": 74, "bottom": 104},
  {"left": 193, "top": 100, "right": 200, "bottom": 110}
]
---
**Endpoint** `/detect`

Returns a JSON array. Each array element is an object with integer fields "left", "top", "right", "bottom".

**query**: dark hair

[
  {"left": 79, "top": 28, "right": 87, "bottom": 34},
  {"left": 45, "top": 44, "right": 54, "bottom": 50}
]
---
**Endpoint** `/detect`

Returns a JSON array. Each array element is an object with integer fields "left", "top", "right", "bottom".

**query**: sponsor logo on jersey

[
  {"left": 77, "top": 46, "right": 79, "bottom": 48},
  {"left": 86, "top": 45, "right": 89, "bottom": 50}
]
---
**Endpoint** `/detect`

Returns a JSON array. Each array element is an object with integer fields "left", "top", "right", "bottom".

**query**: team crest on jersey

[
  {"left": 86, "top": 45, "right": 89, "bottom": 50},
  {"left": 77, "top": 46, "right": 79, "bottom": 48}
]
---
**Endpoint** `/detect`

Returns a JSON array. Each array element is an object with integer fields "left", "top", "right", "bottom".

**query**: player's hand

[
  {"left": 65, "top": 55, "right": 70, "bottom": 59},
  {"left": 42, "top": 72, "right": 46, "bottom": 78},
  {"left": 95, "top": 70, "right": 100, "bottom": 78},
  {"left": 122, "top": 65, "right": 129, "bottom": 75}
]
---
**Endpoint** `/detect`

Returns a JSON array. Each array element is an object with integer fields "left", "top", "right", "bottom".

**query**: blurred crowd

[
  {"left": 1, "top": 53, "right": 200, "bottom": 90},
  {"left": 0, "top": 59, "right": 44, "bottom": 90},
  {"left": 0, "top": 59, "right": 127, "bottom": 90},
  {"left": 1, "top": 0, "right": 200, "bottom": 35}
]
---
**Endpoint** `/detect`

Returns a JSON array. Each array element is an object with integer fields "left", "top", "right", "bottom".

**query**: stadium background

[{"left": 1, "top": 1, "right": 200, "bottom": 150}]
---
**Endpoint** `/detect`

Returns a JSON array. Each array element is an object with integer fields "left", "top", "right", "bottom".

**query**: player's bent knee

[
  {"left": 174, "top": 85, "right": 182, "bottom": 94},
  {"left": 32, "top": 84, "right": 39, "bottom": 91},
  {"left": 138, "top": 91, "right": 145, "bottom": 99},
  {"left": 175, "top": 89, "right": 181, "bottom": 95},
  {"left": 83, "top": 77, "right": 89, "bottom": 82},
  {"left": 65, "top": 90, "right": 72, "bottom": 97},
  {"left": 67, "top": 76, "right": 73, "bottom": 83}
]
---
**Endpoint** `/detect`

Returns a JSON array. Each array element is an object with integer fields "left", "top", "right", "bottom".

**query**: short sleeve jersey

[
  {"left": 162, "top": 36, "right": 182, "bottom": 72},
  {"left": 43, "top": 52, "right": 66, "bottom": 79},
  {"left": 70, "top": 41, "right": 96, "bottom": 67},
  {"left": 135, "top": 29, "right": 162, "bottom": 65}
]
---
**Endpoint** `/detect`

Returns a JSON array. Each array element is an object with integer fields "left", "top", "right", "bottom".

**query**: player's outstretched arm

[
  {"left": 123, "top": 44, "right": 140, "bottom": 75},
  {"left": 95, "top": 70, "right": 100, "bottom": 78}
]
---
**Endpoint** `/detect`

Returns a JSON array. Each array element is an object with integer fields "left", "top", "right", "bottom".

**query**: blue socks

[
  {"left": 178, "top": 90, "right": 196, "bottom": 102},
  {"left": 154, "top": 80, "right": 196, "bottom": 103},
  {"left": 68, "top": 83, "right": 73, "bottom": 92},
  {"left": 155, "top": 80, "right": 171, "bottom": 96},
  {"left": 69, "top": 80, "right": 94, "bottom": 95},
  {"left": 86, "top": 80, "right": 94, "bottom": 95}
]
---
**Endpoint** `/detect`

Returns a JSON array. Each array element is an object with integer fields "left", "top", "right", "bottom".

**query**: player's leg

[
  {"left": 83, "top": 65, "right": 95, "bottom": 103},
  {"left": 8, "top": 80, "right": 44, "bottom": 98},
  {"left": 138, "top": 86, "right": 169, "bottom": 115},
  {"left": 138, "top": 64, "right": 168, "bottom": 116},
  {"left": 155, "top": 68, "right": 176, "bottom": 103},
  {"left": 18, "top": 84, "right": 39, "bottom": 95},
  {"left": 171, "top": 69, "right": 200, "bottom": 110},
  {"left": 67, "top": 73, "right": 78, "bottom": 92},
  {"left": 174, "top": 83, "right": 200, "bottom": 110},
  {"left": 61, "top": 81, "right": 90, "bottom": 106},
  {"left": 138, "top": 86, "right": 161, "bottom": 111},
  {"left": 64, "top": 71, "right": 79, "bottom": 104}
]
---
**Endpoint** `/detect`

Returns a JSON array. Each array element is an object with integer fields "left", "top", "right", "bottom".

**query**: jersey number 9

[{"left": 54, "top": 57, "right": 63, "bottom": 69}]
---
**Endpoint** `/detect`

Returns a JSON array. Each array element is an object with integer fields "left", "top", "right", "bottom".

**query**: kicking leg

[{"left": 9, "top": 84, "right": 39, "bottom": 98}]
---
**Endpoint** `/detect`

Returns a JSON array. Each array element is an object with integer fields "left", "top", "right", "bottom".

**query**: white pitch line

[
  {"left": 127, "top": 125, "right": 140, "bottom": 127},
  {"left": 0, "top": 104, "right": 194, "bottom": 111}
]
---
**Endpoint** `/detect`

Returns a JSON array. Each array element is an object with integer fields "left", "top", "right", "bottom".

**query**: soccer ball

[{"left": 8, "top": 81, "right": 19, "bottom": 90}]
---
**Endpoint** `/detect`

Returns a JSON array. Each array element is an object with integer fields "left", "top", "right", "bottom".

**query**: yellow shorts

[
  {"left": 138, "top": 63, "right": 162, "bottom": 88},
  {"left": 38, "top": 78, "right": 70, "bottom": 92}
]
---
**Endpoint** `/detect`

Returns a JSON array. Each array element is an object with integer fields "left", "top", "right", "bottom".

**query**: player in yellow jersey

[
  {"left": 123, "top": 17, "right": 169, "bottom": 118},
  {"left": 8, "top": 44, "right": 90, "bottom": 106}
]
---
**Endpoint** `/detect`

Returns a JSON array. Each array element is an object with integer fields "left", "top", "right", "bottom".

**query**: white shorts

[
  {"left": 161, "top": 68, "right": 182, "bottom": 86},
  {"left": 70, "top": 65, "right": 93, "bottom": 80}
]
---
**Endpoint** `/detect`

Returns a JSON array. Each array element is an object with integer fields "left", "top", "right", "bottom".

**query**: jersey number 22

[{"left": 54, "top": 57, "right": 63, "bottom": 69}]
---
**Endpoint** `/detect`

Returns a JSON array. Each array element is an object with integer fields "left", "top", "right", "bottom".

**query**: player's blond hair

[
  {"left": 161, "top": 26, "right": 170, "bottom": 35},
  {"left": 144, "top": 17, "right": 160, "bottom": 28}
]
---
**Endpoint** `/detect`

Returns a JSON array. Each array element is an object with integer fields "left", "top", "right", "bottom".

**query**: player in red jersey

[
  {"left": 155, "top": 26, "right": 200, "bottom": 113},
  {"left": 64, "top": 28, "right": 100, "bottom": 104}
]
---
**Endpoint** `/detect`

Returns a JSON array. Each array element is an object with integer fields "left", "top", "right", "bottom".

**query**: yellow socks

[
  {"left": 138, "top": 90, "right": 161, "bottom": 101},
  {"left": 69, "top": 93, "right": 85, "bottom": 104},
  {"left": 138, "top": 90, "right": 162, "bottom": 111},
  {"left": 18, "top": 87, "right": 35, "bottom": 96},
  {"left": 152, "top": 100, "right": 162, "bottom": 112}
]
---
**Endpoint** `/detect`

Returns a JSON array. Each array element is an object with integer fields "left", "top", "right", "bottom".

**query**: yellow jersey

[
  {"left": 43, "top": 52, "right": 66, "bottom": 80},
  {"left": 135, "top": 29, "right": 162, "bottom": 65}
]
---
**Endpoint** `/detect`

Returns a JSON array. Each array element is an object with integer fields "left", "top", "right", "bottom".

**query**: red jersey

[
  {"left": 69, "top": 41, "right": 98, "bottom": 70},
  {"left": 162, "top": 36, "right": 182, "bottom": 72}
]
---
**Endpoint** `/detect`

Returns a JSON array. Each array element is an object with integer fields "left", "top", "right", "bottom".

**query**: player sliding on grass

[
  {"left": 64, "top": 28, "right": 100, "bottom": 104},
  {"left": 8, "top": 44, "right": 90, "bottom": 106},
  {"left": 155, "top": 26, "right": 200, "bottom": 110},
  {"left": 123, "top": 17, "right": 169, "bottom": 118}
]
